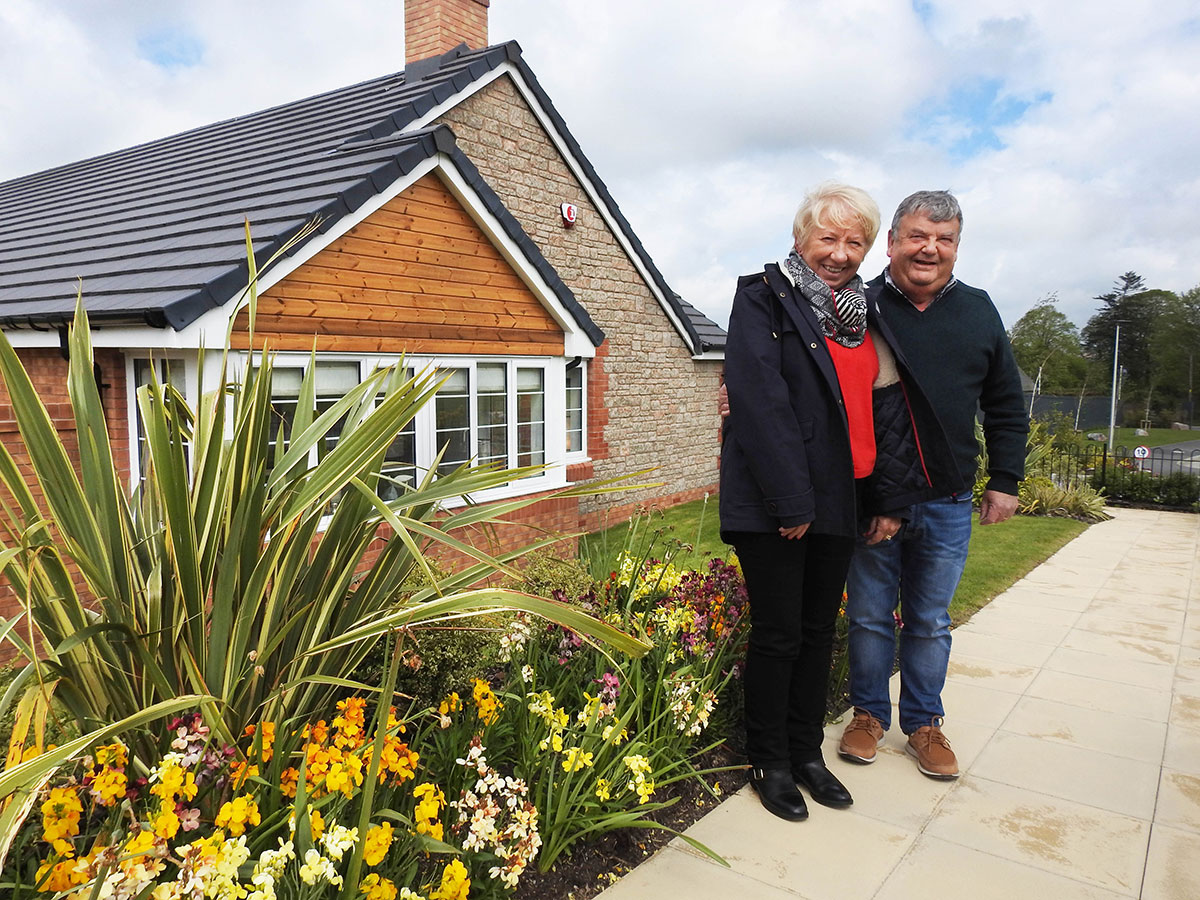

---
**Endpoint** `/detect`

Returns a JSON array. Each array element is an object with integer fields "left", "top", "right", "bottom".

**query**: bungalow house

[{"left": 0, "top": 0, "right": 726, "bottom": 629}]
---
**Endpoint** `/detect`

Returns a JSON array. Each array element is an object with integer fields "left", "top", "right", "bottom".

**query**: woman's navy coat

[{"left": 719, "top": 263, "right": 957, "bottom": 539}]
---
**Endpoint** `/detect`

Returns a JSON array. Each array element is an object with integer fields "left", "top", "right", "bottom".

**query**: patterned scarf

[{"left": 784, "top": 249, "right": 868, "bottom": 348}]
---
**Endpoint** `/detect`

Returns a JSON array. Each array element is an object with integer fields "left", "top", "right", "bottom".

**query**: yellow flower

[
  {"left": 361, "top": 873, "right": 400, "bottom": 900},
  {"left": 35, "top": 856, "right": 88, "bottom": 892},
  {"left": 601, "top": 724, "right": 628, "bottom": 745},
  {"left": 90, "top": 766, "right": 129, "bottom": 807},
  {"left": 244, "top": 721, "right": 276, "bottom": 761},
  {"left": 635, "top": 779, "right": 656, "bottom": 804},
  {"left": 471, "top": 678, "right": 502, "bottom": 727},
  {"left": 325, "top": 750, "right": 364, "bottom": 797},
  {"left": 363, "top": 822, "right": 394, "bottom": 866},
  {"left": 153, "top": 806, "right": 181, "bottom": 839},
  {"left": 622, "top": 755, "right": 651, "bottom": 776},
  {"left": 413, "top": 782, "right": 445, "bottom": 843},
  {"left": 334, "top": 697, "right": 368, "bottom": 749},
  {"left": 594, "top": 778, "right": 612, "bottom": 801},
  {"left": 561, "top": 747, "right": 594, "bottom": 772},
  {"left": 437, "top": 692, "right": 462, "bottom": 716},
  {"left": 93, "top": 741, "right": 128, "bottom": 769},
  {"left": 41, "top": 786, "right": 82, "bottom": 846},
  {"left": 310, "top": 808, "right": 327, "bottom": 839},
  {"left": 150, "top": 757, "right": 198, "bottom": 803},
  {"left": 215, "top": 794, "right": 261, "bottom": 836},
  {"left": 429, "top": 858, "right": 470, "bottom": 900}
]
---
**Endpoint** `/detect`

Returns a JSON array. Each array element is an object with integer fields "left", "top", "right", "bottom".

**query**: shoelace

[
  {"left": 924, "top": 728, "right": 952, "bottom": 748},
  {"left": 845, "top": 714, "right": 877, "bottom": 735}
]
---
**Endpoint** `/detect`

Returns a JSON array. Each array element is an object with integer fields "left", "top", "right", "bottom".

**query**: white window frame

[
  {"left": 564, "top": 360, "right": 588, "bottom": 461},
  {"left": 126, "top": 353, "right": 192, "bottom": 486},
  {"left": 233, "top": 351, "right": 572, "bottom": 507}
]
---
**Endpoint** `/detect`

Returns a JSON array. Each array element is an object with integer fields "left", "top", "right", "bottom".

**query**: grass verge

[
  {"left": 1106, "top": 426, "right": 1199, "bottom": 449},
  {"left": 949, "top": 515, "right": 1087, "bottom": 624}
]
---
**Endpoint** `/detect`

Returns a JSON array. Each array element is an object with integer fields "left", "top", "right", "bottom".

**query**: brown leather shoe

[
  {"left": 906, "top": 719, "right": 959, "bottom": 779},
  {"left": 838, "top": 709, "right": 886, "bottom": 764}
]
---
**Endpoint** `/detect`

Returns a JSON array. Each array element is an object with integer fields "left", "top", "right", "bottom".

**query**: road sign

[{"left": 1133, "top": 445, "right": 1149, "bottom": 459}]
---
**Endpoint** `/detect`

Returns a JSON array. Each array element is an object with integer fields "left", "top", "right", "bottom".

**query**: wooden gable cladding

[{"left": 233, "top": 174, "right": 565, "bottom": 356}]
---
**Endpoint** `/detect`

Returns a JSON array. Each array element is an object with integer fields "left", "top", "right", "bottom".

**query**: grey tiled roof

[{"left": 0, "top": 42, "right": 725, "bottom": 353}]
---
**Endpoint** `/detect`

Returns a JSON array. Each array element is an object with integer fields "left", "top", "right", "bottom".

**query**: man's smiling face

[{"left": 887, "top": 213, "right": 960, "bottom": 302}]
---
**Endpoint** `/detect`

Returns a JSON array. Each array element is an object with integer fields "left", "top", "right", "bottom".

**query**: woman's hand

[
  {"left": 778, "top": 523, "right": 811, "bottom": 540},
  {"left": 862, "top": 515, "right": 902, "bottom": 545}
]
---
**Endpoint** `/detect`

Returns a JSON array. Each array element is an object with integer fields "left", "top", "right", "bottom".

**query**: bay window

[{"left": 133, "top": 352, "right": 586, "bottom": 499}]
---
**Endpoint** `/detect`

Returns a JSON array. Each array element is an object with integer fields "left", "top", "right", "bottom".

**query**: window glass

[
  {"left": 268, "top": 361, "right": 360, "bottom": 463},
  {"left": 476, "top": 362, "right": 508, "bottom": 469},
  {"left": 516, "top": 367, "right": 545, "bottom": 467},
  {"left": 565, "top": 365, "right": 584, "bottom": 454},
  {"left": 435, "top": 368, "right": 471, "bottom": 475},
  {"left": 133, "top": 358, "right": 186, "bottom": 481},
  {"left": 380, "top": 368, "right": 417, "bottom": 500}
]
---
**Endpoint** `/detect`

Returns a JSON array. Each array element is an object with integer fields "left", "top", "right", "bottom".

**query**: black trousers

[{"left": 730, "top": 530, "right": 855, "bottom": 769}]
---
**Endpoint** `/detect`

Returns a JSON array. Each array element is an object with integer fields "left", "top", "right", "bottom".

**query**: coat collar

[{"left": 763, "top": 262, "right": 844, "bottom": 402}]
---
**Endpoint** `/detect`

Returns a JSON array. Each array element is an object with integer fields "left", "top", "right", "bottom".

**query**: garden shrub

[
  {"left": 1019, "top": 475, "right": 1109, "bottom": 521},
  {"left": 1093, "top": 467, "right": 1200, "bottom": 507},
  {"left": 975, "top": 420, "right": 1109, "bottom": 520},
  {"left": 1156, "top": 472, "right": 1200, "bottom": 508},
  {"left": 514, "top": 550, "right": 597, "bottom": 602}
]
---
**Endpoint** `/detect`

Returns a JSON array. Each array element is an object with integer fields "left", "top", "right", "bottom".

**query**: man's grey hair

[{"left": 890, "top": 190, "right": 963, "bottom": 234}]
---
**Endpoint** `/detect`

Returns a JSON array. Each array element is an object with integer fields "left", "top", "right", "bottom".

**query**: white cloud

[{"left": 2, "top": 0, "right": 1199, "bottom": 333}]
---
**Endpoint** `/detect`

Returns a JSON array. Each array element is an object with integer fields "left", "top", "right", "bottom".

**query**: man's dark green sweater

[{"left": 868, "top": 272, "right": 1028, "bottom": 497}]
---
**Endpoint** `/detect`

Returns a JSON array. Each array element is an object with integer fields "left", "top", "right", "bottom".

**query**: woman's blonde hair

[{"left": 792, "top": 182, "right": 881, "bottom": 247}]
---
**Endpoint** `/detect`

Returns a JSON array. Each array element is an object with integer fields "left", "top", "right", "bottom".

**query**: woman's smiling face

[{"left": 795, "top": 224, "right": 868, "bottom": 290}]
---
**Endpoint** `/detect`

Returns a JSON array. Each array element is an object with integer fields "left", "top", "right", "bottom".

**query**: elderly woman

[{"left": 719, "top": 183, "right": 952, "bottom": 821}]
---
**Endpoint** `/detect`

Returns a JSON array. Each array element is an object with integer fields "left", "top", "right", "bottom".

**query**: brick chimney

[{"left": 405, "top": 0, "right": 490, "bottom": 64}]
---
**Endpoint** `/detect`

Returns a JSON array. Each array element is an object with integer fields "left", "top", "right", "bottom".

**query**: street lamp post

[{"left": 1108, "top": 322, "right": 1123, "bottom": 450}]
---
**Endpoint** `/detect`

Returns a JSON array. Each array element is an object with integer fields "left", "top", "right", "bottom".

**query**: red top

[{"left": 824, "top": 332, "right": 879, "bottom": 478}]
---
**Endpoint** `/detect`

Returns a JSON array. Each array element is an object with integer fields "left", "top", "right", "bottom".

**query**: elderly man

[{"left": 837, "top": 190, "right": 1027, "bottom": 779}]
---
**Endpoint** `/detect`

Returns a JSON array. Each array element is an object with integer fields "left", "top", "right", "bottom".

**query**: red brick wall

[
  {"left": 0, "top": 347, "right": 129, "bottom": 664},
  {"left": 405, "top": 0, "right": 490, "bottom": 64}
]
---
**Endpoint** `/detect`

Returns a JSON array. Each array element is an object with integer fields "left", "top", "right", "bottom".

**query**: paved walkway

[{"left": 597, "top": 507, "right": 1200, "bottom": 900}]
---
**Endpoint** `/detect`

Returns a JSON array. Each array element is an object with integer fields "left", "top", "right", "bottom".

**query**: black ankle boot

[
  {"left": 749, "top": 768, "right": 809, "bottom": 820},
  {"left": 792, "top": 760, "right": 853, "bottom": 808}
]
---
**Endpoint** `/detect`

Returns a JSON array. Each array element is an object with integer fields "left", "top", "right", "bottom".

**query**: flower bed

[{"left": 2, "top": 554, "right": 748, "bottom": 898}]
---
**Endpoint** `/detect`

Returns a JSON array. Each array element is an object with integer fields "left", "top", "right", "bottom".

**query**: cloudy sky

[{"left": 3, "top": 0, "right": 1199, "bottom": 332}]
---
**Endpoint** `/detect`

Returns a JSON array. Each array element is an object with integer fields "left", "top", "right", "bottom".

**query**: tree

[
  {"left": 1008, "top": 293, "right": 1087, "bottom": 393},
  {"left": 1081, "top": 272, "right": 1172, "bottom": 390},
  {"left": 1149, "top": 285, "right": 1200, "bottom": 422}
]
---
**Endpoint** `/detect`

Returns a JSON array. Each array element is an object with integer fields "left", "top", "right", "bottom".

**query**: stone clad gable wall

[{"left": 435, "top": 76, "right": 721, "bottom": 526}]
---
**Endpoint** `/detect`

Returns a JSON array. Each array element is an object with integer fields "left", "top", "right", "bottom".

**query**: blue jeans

[{"left": 846, "top": 494, "right": 973, "bottom": 734}]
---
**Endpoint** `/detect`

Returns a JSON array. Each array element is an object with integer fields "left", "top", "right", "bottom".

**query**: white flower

[
  {"left": 297, "top": 847, "right": 343, "bottom": 886},
  {"left": 320, "top": 823, "right": 358, "bottom": 861}
]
